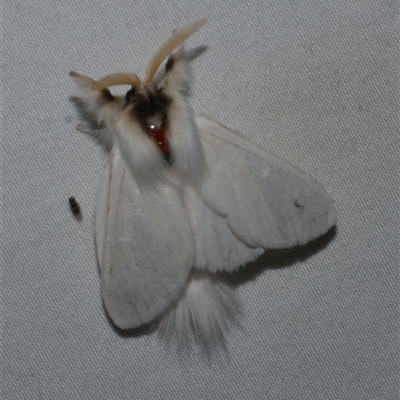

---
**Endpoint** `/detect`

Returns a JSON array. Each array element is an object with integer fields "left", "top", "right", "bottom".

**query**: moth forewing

[{"left": 96, "top": 145, "right": 193, "bottom": 329}]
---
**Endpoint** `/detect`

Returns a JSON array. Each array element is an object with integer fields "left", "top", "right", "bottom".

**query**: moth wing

[
  {"left": 196, "top": 114, "right": 337, "bottom": 251},
  {"left": 184, "top": 185, "right": 264, "bottom": 272},
  {"left": 96, "top": 144, "right": 193, "bottom": 329}
]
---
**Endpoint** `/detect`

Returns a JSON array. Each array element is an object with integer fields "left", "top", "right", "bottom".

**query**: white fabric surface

[{"left": 3, "top": 1, "right": 398, "bottom": 399}]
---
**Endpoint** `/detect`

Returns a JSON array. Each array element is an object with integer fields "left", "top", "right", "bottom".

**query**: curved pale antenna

[
  {"left": 145, "top": 19, "right": 206, "bottom": 83},
  {"left": 91, "top": 73, "right": 142, "bottom": 90}
]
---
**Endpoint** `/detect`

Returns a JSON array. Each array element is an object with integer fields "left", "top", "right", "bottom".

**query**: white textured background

[{"left": 3, "top": 1, "right": 399, "bottom": 399}]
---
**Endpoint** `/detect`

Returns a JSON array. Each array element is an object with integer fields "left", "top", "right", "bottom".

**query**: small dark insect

[{"left": 69, "top": 197, "right": 82, "bottom": 218}]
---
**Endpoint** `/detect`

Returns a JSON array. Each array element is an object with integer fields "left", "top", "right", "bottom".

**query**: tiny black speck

[{"left": 69, "top": 197, "right": 81, "bottom": 216}]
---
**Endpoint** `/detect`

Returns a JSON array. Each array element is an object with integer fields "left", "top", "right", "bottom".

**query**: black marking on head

[
  {"left": 125, "top": 87, "right": 136, "bottom": 103},
  {"left": 135, "top": 91, "right": 168, "bottom": 116},
  {"left": 165, "top": 56, "right": 174, "bottom": 73},
  {"left": 127, "top": 87, "right": 172, "bottom": 131},
  {"left": 101, "top": 89, "right": 115, "bottom": 102}
]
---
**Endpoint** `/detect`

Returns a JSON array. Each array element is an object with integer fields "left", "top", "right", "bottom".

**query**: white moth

[{"left": 70, "top": 19, "right": 336, "bottom": 341}]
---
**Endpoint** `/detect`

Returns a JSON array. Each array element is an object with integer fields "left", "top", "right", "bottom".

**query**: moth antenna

[
  {"left": 91, "top": 73, "right": 142, "bottom": 90},
  {"left": 145, "top": 18, "right": 206, "bottom": 83}
]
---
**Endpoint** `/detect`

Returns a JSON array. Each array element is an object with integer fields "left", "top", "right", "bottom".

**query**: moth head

[
  {"left": 91, "top": 19, "right": 206, "bottom": 129},
  {"left": 123, "top": 84, "right": 170, "bottom": 131}
]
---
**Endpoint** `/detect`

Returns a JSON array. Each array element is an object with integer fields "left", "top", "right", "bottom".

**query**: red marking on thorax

[{"left": 147, "top": 124, "right": 169, "bottom": 155}]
